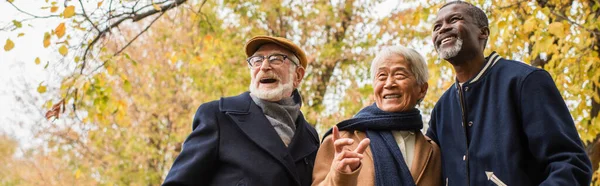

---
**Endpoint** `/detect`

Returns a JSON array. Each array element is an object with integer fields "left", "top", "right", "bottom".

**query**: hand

[{"left": 331, "top": 125, "right": 370, "bottom": 173}]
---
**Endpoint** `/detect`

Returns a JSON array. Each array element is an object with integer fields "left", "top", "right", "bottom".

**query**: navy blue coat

[
  {"left": 163, "top": 91, "right": 320, "bottom": 186},
  {"left": 427, "top": 52, "right": 592, "bottom": 186}
]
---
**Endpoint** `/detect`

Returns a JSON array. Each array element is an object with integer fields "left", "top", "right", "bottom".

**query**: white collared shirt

[{"left": 392, "top": 130, "right": 415, "bottom": 168}]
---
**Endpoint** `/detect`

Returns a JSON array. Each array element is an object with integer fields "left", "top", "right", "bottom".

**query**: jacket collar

[
  {"left": 455, "top": 51, "right": 502, "bottom": 87},
  {"left": 410, "top": 132, "right": 433, "bottom": 184},
  {"left": 219, "top": 91, "right": 317, "bottom": 186}
]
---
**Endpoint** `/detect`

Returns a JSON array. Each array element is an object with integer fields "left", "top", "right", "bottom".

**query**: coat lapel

[
  {"left": 287, "top": 113, "right": 318, "bottom": 162},
  {"left": 220, "top": 92, "right": 300, "bottom": 186},
  {"left": 410, "top": 132, "right": 433, "bottom": 184}
]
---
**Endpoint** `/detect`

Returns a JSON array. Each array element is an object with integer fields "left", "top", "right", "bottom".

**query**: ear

[
  {"left": 479, "top": 26, "right": 489, "bottom": 39},
  {"left": 293, "top": 67, "right": 305, "bottom": 88},
  {"left": 418, "top": 82, "right": 429, "bottom": 101}
]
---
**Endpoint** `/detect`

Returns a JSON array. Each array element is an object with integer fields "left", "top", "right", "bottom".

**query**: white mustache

[{"left": 257, "top": 72, "right": 281, "bottom": 81}]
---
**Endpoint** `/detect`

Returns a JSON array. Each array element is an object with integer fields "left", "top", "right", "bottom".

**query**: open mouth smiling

[
  {"left": 383, "top": 94, "right": 401, "bottom": 99},
  {"left": 259, "top": 78, "right": 278, "bottom": 84},
  {"left": 436, "top": 34, "right": 457, "bottom": 48}
]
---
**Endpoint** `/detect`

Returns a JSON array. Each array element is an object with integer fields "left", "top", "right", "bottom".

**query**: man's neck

[{"left": 449, "top": 54, "right": 486, "bottom": 83}]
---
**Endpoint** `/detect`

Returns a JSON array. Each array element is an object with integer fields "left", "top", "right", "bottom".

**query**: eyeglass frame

[{"left": 246, "top": 53, "right": 300, "bottom": 68}]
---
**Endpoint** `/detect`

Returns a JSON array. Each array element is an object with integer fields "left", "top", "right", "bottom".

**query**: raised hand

[{"left": 331, "top": 125, "right": 371, "bottom": 173}]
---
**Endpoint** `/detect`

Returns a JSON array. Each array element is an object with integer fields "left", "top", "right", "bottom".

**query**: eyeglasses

[{"left": 247, "top": 54, "right": 299, "bottom": 68}]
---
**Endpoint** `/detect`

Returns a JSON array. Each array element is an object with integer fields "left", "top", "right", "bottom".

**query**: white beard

[
  {"left": 249, "top": 70, "right": 295, "bottom": 102},
  {"left": 437, "top": 37, "right": 463, "bottom": 59}
]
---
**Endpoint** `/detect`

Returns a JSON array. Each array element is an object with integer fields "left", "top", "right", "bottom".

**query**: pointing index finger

[{"left": 354, "top": 138, "right": 370, "bottom": 154}]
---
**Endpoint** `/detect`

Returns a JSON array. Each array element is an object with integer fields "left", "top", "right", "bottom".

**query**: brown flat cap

[{"left": 244, "top": 35, "right": 308, "bottom": 68}]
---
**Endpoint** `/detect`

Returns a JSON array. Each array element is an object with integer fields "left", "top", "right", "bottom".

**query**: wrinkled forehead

[{"left": 253, "top": 43, "right": 294, "bottom": 56}]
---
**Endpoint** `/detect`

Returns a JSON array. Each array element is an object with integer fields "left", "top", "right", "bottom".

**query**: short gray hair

[{"left": 370, "top": 46, "right": 429, "bottom": 85}]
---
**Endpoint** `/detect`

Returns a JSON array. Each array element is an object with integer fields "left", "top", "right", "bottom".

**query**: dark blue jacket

[
  {"left": 163, "top": 91, "right": 320, "bottom": 186},
  {"left": 426, "top": 52, "right": 592, "bottom": 186}
]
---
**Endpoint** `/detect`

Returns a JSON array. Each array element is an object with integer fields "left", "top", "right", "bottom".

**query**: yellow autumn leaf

[
  {"left": 106, "top": 65, "right": 113, "bottom": 75},
  {"left": 8, "top": 0, "right": 14, "bottom": 3},
  {"left": 59, "top": 45, "right": 68, "bottom": 56},
  {"left": 43, "top": 32, "right": 51, "bottom": 48},
  {"left": 548, "top": 22, "right": 565, "bottom": 38},
  {"left": 170, "top": 55, "right": 178, "bottom": 64},
  {"left": 63, "top": 6, "right": 75, "bottom": 18},
  {"left": 12, "top": 20, "right": 22, "bottom": 28},
  {"left": 538, "top": 36, "right": 554, "bottom": 50},
  {"left": 97, "top": 1, "right": 103, "bottom": 7},
  {"left": 75, "top": 169, "right": 81, "bottom": 179},
  {"left": 35, "top": 57, "right": 41, "bottom": 65},
  {"left": 523, "top": 17, "right": 536, "bottom": 33},
  {"left": 497, "top": 21, "right": 506, "bottom": 29},
  {"left": 55, "top": 23, "right": 66, "bottom": 38},
  {"left": 17, "top": 33, "right": 24, "bottom": 37},
  {"left": 50, "top": 6, "right": 58, "bottom": 13},
  {"left": 4, "top": 38, "right": 14, "bottom": 51},
  {"left": 37, "top": 84, "right": 47, "bottom": 93},
  {"left": 74, "top": 56, "right": 80, "bottom": 63}
]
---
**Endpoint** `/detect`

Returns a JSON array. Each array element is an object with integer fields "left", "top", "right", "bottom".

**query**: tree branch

[
  {"left": 8, "top": 2, "right": 59, "bottom": 19},
  {"left": 80, "top": 0, "right": 188, "bottom": 74},
  {"left": 90, "top": 11, "right": 166, "bottom": 74},
  {"left": 79, "top": 0, "right": 101, "bottom": 33}
]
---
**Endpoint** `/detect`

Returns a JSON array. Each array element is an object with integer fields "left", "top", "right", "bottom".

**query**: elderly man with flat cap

[{"left": 163, "top": 35, "right": 319, "bottom": 186}]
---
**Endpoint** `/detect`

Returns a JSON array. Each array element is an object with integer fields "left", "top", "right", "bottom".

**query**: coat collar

[
  {"left": 455, "top": 51, "right": 502, "bottom": 87},
  {"left": 219, "top": 91, "right": 317, "bottom": 186},
  {"left": 410, "top": 132, "right": 433, "bottom": 184}
]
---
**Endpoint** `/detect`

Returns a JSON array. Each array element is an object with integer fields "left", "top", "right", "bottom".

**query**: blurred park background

[{"left": 0, "top": 0, "right": 599, "bottom": 185}]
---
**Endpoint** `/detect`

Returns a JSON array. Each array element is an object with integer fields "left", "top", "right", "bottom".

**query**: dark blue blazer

[{"left": 163, "top": 91, "right": 320, "bottom": 186}]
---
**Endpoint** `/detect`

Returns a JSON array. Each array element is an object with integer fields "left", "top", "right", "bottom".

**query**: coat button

[
  {"left": 463, "top": 155, "right": 466, "bottom": 161},
  {"left": 465, "top": 87, "right": 469, "bottom": 91},
  {"left": 468, "top": 121, "right": 473, "bottom": 127}
]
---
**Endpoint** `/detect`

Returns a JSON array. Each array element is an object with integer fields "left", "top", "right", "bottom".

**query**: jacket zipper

[{"left": 457, "top": 85, "right": 470, "bottom": 186}]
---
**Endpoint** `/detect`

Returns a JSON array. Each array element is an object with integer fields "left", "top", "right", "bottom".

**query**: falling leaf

[
  {"left": 4, "top": 38, "right": 14, "bottom": 51},
  {"left": 74, "top": 56, "right": 80, "bottom": 63},
  {"left": 548, "top": 22, "right": 565, "bottom": 38},
  {"left": 97, "top": 1, "right": 103, "bottom": 7},
  {"left": 8, "top": 0, "right": 14, "bottom": 3},
  {"left": 50, "top": 6, "right": 58, "bottom": 13},
  {"left": 12, "top": 20, "right": 22, "bottom": 28},
  {"left": 37, "top": 84, "right": 47, "bottom": 93},
  {"left": 153, "top": 3, "right": 162, "bottom": 11},
  {"left": 63, "top": 6, "right": 75, "bottom": 18},
  {"left": 43, "top": 32, "right": 51, "bottom": 48},
  {"left": 45, "top": 99, "right": 64, "bottom": 120},
  {"left": 59, "top": 45, "right": 68, "bottom": 56},
  {"left": 35, "top": 57, "right": 41, "bottom": 64},
  {"left": 17, "top": 33, "right": 24, "bottom": 37},
  {"left": 55, "top": 23, "right": 66, "bottom": 38}
]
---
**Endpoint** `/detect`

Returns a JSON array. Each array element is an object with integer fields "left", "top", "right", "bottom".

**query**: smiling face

[
  {"left": 373, "top": 54, "right": 428, "bottom": 112},
  {"left": 249, "top": 43, "right": 305, "bottom": 101},
  {"left": 432, "top": 3, "right": 488, "bottom": 63}
]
